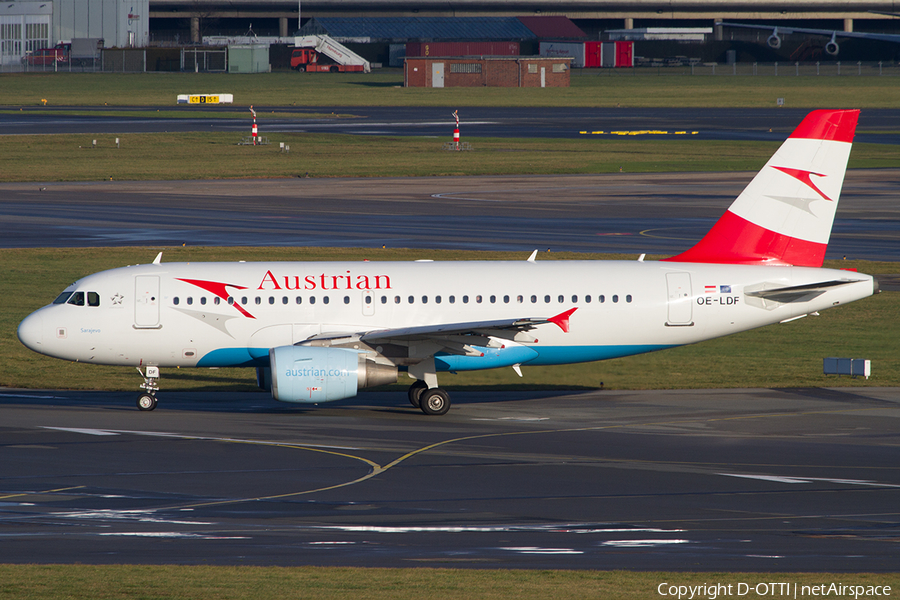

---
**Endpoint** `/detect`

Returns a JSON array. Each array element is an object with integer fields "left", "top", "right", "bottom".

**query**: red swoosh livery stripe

[{"left": 176, "top": 278, "right": 255, "bottom": 319}]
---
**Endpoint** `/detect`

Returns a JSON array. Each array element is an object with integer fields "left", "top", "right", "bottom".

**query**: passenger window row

[{"left": 171, "top": 293, "right": 634, "bottom": 307}]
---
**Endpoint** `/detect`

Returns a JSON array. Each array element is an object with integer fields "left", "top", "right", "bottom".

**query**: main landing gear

[
  {"left": 407, "top": 358, "right": 451, "bottom": 416},
  {"left": 136, "top": 366, "right": 160, "bottom": 411},
  {"left": 408, "top": 381, "right": 451, "bottom": 415}
]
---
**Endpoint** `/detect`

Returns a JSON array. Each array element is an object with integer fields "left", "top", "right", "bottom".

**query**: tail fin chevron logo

[{"left": 771, "top": 166, "right": 833, "bottom": 202}]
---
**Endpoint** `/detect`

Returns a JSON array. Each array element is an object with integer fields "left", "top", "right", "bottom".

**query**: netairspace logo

[{"left": 657, "top": 582, "right": 892, "bottom": 600}]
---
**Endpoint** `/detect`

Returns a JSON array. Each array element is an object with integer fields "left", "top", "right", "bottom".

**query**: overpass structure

[{"left": 149, "top": 0, "right": 900, "bottom": 42}]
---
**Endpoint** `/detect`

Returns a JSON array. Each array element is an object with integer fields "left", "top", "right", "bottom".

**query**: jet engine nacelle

[
  {"left": 825, "top": 40, "right": 840, "bottom": 55},
  {"left": 269, "top": 345, "right": 397, "bottom": 403},
  {"left": 767, "top": 32, "right": 782, "bottom": 49}
]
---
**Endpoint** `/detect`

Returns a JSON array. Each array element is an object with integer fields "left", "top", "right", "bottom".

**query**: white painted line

[
  {"left": 41, "top": 427, "right": 120, "bottom": 436},
  {"left": 720, "top": 473, "right": 900, "bottom": 488}
]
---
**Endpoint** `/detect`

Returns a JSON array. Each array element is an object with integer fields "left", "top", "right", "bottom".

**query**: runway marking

[
  {"left": 33, "top": 403, "right": 897, "bottom": 513},
  {"left": 42, "top": 427, "right": 120, "bottom": 436},
  {"left": 304, "top": 525, "right": 682, "bottom": 534},
  {"left": 499, "top": 547, "right": 582, "bottom": 555},
  {"left": 600, "top": 539, "right": 689, "bottom": 547},
  {"left": 720, "top": 473, "right": 900, "bottom": 488},
  {"left": 0, "top": 485, "right": 85, "bottom": 501}
]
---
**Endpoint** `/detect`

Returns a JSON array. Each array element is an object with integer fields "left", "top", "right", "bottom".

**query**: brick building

[{"left": 404, "top": 56, "right": 571, "bottom": 88}]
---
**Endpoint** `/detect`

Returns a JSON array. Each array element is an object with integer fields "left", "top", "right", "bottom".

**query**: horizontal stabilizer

[{"left": 745, "top": 279, "right": 859, "bottom": 304}]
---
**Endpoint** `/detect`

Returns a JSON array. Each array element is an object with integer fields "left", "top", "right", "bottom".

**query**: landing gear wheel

[
  {"left": 408, "top": 380, "right": 428, "bottom": 408},
  {"left": 419, "top": 387, "right": 450, "bottom": 416},
  {"left": 137, "top": 393, "right": 157, "bottom": 411}
]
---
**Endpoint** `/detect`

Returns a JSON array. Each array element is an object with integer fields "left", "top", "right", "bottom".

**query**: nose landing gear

[{"left": 136, "top": 366, "right": 159, "bottom": 411}]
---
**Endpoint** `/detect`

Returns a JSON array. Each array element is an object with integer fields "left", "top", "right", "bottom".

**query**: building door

[
  {"left": 432, "top": 62, "right": 444, "bottom": 88},
  {"left": 666, "top": 272, "right": 693, "bottom": 325}
]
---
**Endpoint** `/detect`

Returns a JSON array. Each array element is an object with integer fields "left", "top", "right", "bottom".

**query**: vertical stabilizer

[{"left": 664, "top": 109, "right": 859, "bottom": 267}]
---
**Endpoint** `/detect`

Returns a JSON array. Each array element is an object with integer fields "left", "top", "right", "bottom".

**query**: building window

[
  {"left": 528, "top": 63, "right": 538, "bottom": 74},
  {"left": 552, "top": 63, "right": 567, "bottom": 73},
  {"left": 450, "top": 62, "right": 481, "bottom": 74}
]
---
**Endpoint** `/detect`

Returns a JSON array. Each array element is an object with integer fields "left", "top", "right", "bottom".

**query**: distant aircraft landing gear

[{"left": 136, "top": 366, "right": 160, "bottom": 411}]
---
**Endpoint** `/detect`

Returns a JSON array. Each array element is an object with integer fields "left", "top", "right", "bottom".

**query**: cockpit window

[
  {"left": 67, "top": 292, "right": 85, "bottom": 306},
  {"left": 53, "top": 291, "right": 73, "bottom": 304},
  {"left": 88, "top": 292, "right": 100, "bottom": 307}
]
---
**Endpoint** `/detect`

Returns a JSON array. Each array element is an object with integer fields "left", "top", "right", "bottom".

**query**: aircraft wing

[
  {"left": 362, "top": 307, "right": 577, "bottom": 342},
  {"left": 300, "top": 308, "right": 577, "bottom": 355},
  {"left": 718, "top": 21, "right": 900, "bottom": 44}
]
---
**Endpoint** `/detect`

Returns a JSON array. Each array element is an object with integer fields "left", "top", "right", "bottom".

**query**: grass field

[
  {"left": 2, "top": 70, "right": 900, "bottom": 108},
  {"left": 3, "top": 247, "right": 896, "bottom": 393},
  {"left": 0, "top": 566, "right": 896, "bottom": 600},
  {"left": 1, "top": 132, "right": 899, "bottom": 182}
]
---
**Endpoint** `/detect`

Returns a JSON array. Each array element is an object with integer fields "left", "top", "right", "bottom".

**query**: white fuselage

[{"left": 17, "top": 259, "right": 876, "bottom": 372}]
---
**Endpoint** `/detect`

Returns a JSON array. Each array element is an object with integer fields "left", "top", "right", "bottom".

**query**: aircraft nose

[{"left": 17, "top": 311, "right": 44, "bottom": 352}]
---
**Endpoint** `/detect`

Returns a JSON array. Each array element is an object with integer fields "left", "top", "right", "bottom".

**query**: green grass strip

[
  {"left": 2, "top": 71, "right": 899, "bottom": 108},
  {"left": 2, "top": 133, "right": 899, "bottom": 182},
  {"left": 0, "top": 566, "right": 897, "bottom": 599}
]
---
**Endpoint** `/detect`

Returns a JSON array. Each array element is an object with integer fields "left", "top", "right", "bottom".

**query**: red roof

[{"left": 516, "top": 16, "right": 587, "bottom": 39}]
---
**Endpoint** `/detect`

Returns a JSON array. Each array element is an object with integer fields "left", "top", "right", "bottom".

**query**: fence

[
  {"left": 3, "top": 48, "right": 227, "bottom": 73},
  {"left": 574, "top": 60, "right": 899, "bottom": 77}
]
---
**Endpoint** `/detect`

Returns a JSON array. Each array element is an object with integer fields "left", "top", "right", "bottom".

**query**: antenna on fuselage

[
  {"left": 153, "top": 252, "right": 163, "bottom": 265},
  {"left": 527, "top": 249, "right": 538, "bottom": 262}
]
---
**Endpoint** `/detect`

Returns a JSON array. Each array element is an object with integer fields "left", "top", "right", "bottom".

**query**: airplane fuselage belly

[{"left": 19, "top": 260, "right": 875, "bottom": 371}]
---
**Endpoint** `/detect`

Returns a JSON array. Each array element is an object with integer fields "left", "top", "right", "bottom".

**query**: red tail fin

[{"left": 663, "top": 109, "right": 858, "bottom": 267}]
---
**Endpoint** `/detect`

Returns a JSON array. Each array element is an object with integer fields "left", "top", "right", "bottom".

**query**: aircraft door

[
  {"left": 362, "top": 290, "right": 375, "bottom": 316},
  {"left": 134, "top": 275, "right": 161, "bottom": 328},
  {"left": 665, "top": 272, "right": 693, "bottom": 326}
]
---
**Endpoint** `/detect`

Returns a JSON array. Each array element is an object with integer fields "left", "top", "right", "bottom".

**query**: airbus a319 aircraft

[{"left": 18, "top": 109, "right": 878, "bottom": 415}]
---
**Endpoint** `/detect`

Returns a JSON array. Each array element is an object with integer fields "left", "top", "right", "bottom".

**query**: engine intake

[{"left": 269, "top": 345, "right": 397, "bottom": 403}]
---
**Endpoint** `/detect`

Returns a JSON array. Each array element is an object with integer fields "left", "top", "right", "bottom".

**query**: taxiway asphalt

[
  {"left": 1, "top": 387, "right": 899, "bottom": 570},
  {"left": 2, "top": 170, "right": 899, "bottom": 261},
  {"left": 3, "top": 107, "right": 900, "bottom": 144}
]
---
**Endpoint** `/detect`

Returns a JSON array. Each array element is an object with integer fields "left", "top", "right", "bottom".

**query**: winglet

[{"left": 548, "top": 307, "right": 578, "bottom": 333}]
